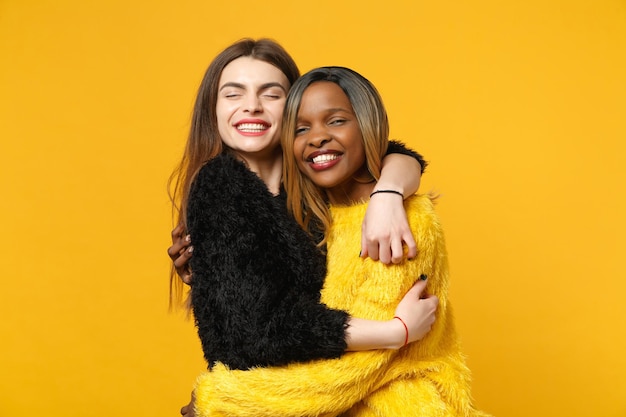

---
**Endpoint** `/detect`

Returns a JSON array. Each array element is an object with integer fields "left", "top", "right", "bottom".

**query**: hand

[
  {"left": 180, "top": 391, "right": 196, "bottom": 416},
  {"left": 167, "top": 223, "right": 193, "bottom": 285},
  {"left": 394, "top": 279, "right": 438, "bottom": 343},
  {"left": 361, "top": 192, "right": 417, "bottom": 264}
]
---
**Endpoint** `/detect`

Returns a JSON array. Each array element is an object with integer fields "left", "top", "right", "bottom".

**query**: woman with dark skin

[{"left": 183, "top": 66, "right": 487, "bottom": 417}]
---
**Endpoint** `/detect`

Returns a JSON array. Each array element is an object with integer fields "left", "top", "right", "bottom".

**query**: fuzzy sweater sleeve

[
  {"left": 192, "top": 196, "right": 440, "bottom": 417},
  {"left": 387, "top": 139, "right": 428, "bottom": 173},
  {"left": 187, "top": 154, "right": 348, "bottom": 371},
  {"left": 193, "top": 349, "right": 398, "bottom": 417}
]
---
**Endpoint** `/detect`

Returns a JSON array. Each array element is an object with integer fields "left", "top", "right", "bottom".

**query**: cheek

[
  {"left": 215, "top": 101, "right": 229, "bottom": 131},
  {"left": 292, "top": 138, "right": 304, "bottom": 160},
  {"left": 269, "top": 101, "right": 286, "bottom": 123}
]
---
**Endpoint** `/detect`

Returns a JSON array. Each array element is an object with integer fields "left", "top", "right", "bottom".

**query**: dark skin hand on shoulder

[{"left": 168, "top": 223, "right": 193, "bottom": 284}]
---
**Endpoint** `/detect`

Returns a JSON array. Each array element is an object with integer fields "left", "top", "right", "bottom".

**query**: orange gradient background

[{"left": 1, "top": 1, "right": 625, "bottom": 416}]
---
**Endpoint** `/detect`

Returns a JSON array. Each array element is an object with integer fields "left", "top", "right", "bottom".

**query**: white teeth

[
  {"left": 312, "top": 154, "right": 339, "bottom": 164},
  {"left": 237, "top": 123, "right": 267, "bottom": 132}
]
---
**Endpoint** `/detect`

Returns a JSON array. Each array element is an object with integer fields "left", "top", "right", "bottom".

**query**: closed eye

[{"left": 295, "top": 126, "right": 309, "bottom": 135}]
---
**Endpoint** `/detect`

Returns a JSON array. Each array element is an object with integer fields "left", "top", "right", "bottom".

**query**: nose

[
  {"left": 243, "top": 95, "right": 262, "bottom": 113},
  {"left": 306, "top": 124, "right": 332, "bottom": 148}
]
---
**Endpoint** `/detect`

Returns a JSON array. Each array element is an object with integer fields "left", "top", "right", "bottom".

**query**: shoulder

[
  {"left": 191, "top": 154, "right": 270, "bottom": 200},
  {"left": 405, "top": 194, "right": 443, "bottom": 241},
  {"left": 405, "top": 194, "right": 437, "bottom": 213},
  {"left": 195, "top": 154, "right": 258, "bottom": 187}
]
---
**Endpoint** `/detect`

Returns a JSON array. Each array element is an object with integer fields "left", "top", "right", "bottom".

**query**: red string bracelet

[{"left": 393, "top": 316, "right": 409, "bottom": 347}]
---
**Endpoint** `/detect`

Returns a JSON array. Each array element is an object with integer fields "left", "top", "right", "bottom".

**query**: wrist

[
  {"left": 385, "top": 318, "right": 407, "bottom": 350},
  {"left": 372, "top": 181, "right": 405, "bottom": 195},
  {"left": 370, "top": 189, "right": 404, "bottom": 199}
]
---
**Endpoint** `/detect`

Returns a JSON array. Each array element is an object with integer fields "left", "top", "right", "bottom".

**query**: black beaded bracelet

[{"left": 369, "top": 189, "right": 404, "bottom": 198}]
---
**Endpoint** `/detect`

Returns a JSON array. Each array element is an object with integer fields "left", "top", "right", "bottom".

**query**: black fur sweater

[{"left": 187, "top": 154, "right": 349, "bottom": 370}]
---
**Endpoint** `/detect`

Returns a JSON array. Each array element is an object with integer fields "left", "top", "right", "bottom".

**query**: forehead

[
  {"left": 219, "top": 57, "right": 289, "bottom": 88},
  {"left": 300, "top": 81, "right": 352, "bottom": 112}
]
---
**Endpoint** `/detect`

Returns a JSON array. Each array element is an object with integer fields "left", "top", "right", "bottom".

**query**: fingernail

[
  {"left": 419, "top": 274, "right": 427, "bottom": 281},
  {"left": 188, "top": 246, "right": 194, "bottom": 253},
  {"left": 185, "top": 235, "right": 191, "bottom": 242}
]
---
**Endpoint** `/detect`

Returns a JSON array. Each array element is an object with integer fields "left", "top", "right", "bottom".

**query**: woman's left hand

[{"left": 361, "top": 192, "right": 417, "bottom": 264}]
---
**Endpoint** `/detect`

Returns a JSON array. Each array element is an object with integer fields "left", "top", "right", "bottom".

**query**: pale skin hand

[
  {"left": 361, "top": 153, "right": 422, "bottom": 264},
  {"left": 344, "top": 278, "right": 438, "bottom": 350}
]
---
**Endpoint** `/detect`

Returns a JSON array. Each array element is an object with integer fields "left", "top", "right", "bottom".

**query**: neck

[
  {"left": 325, "top": 166, "right": 375, "bottom": 205},
  {"left": 326, "top": 181, "right": 374, "bottom": 205},
  {"left": 237, "top": 147, "right": 283, "bottom": 195}
]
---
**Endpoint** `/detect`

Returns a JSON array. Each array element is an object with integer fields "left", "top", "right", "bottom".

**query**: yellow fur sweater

[{"left": 193, "top": 195, "right": 489, "bottom": 416}]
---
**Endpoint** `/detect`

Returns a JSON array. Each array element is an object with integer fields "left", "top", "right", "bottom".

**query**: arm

[
  {"left": 344, "top": 280, "right": 435, "bottom": 351},
  {"left": 361, "top": 141, "right": 426, "bottom": 264},
  {"left": 187, "top": 155, "right": 348, "bottom": 369},
  {"left": 192, "top": 286, "right": 436, "bottom": 417},
  {"left": 193, "top": 352, "right": 391, "bottom": 417},
  {"left": 191, "top": 201, "right": 440, "bottom": 416}
]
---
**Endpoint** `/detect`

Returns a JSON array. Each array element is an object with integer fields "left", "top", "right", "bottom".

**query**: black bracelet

[{"left": 369, "top": 189, "right": 404, "bottom": 198}]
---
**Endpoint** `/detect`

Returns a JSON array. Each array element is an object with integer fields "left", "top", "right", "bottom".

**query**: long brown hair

[
  {"left": 282, "top": 67, "right": 389, "bottom": 245},
  {"left": 168, "top": 38, "right": 300, "bottom": 304}
]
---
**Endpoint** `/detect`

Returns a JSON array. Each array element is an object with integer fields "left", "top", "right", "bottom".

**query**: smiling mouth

[
  {"left": 311, "top": 154, "right": 340, "bottom": 164},
  {"left": 236, "top": 123, "right": 269, "bottom": 133}
]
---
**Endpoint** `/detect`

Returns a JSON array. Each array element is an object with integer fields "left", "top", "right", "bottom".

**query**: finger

[
  {"left": 167, "top": 244, "right": 182, "bottom": 259},
  {"left": 171, "top": 224, "right": 185, "bottom": 243},
  {"left": 360, "top": 231, "right": 368, "bottom": 259},
  {"left": 168, "top": 235, "right": 191, "bottom": 258},
  {"left": 170, "top": 236, "right": 192, "bottom": 260},
  {"left": 406, "top": 279, "right": 427, "bottom": 298},
  {"left": 425, "top": 294, "right": 439, "bottom": 306},
  {"left": 174, "top": 247, "right": 193, "bottom": 281},
  {"left": 174, "top": 246, "right": 193, "bottom": 266},
  {"left": 367, "top": 241, "right": 380, "bottom": 262},
  {"left": 389, "top": 237, "right": 404, "bottom": 264},
  {"left": 403, "top": 232, "right": 417, "bottom": 260},
  {"left": 377, "top": 240, "right": 392, "bottom": 264}
]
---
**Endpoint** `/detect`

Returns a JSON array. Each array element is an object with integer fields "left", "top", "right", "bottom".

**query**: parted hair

[
  {"left": 168, "top": 38, "right": 300, "bottom": 303},
  {"left": 281, "top": 66, "right": 389, "bottom": 245}
]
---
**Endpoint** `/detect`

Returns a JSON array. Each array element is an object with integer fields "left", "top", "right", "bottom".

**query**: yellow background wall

[{"left": 1, "top": 1, "right": 624, "bottom": 416}]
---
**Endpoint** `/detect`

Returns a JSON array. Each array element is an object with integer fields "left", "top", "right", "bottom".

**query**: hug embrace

[{"left": 168, "top": 38, "right": 489, "bottom": 416}]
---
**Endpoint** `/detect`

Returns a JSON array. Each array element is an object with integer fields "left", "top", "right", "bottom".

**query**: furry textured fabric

[
  {"left": 193, "top": 196, "right": 490, "bottom": 416},
  {"left": 187, "top": 154, "right": 348, "bottom": 370}
]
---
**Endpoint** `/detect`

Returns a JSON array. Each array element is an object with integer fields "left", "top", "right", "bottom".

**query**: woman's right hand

[
  {"left": 167, "top": 224, "right": 194, "bottom": 285},
  {"left": 394, "top": 278, "right": 439, "bottom": 344}
]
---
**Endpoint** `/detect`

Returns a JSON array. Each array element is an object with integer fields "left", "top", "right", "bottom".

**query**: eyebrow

[
  {"left": 297, "top": 108, "right": 353, "bottom": 121},
  {"left": 219, "top": 82, "right": 288, "bottom": 93}
]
